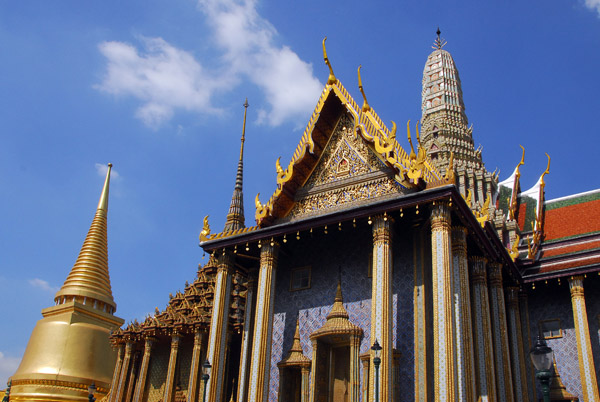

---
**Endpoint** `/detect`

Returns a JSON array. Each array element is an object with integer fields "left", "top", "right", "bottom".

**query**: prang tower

[{"left": 420, "top": 30, "right": 497, "bottom": 210}]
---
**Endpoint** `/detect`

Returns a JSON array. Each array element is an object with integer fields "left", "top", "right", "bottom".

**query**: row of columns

[
  {"left": 429, "top": 202, "right": 532, "bottom": 402},
  {"left": 202, "top": 203, "right": 600, "bottom": 402},
  {"left": 109, "top": 329, "right": 205, "bottom": 402}
]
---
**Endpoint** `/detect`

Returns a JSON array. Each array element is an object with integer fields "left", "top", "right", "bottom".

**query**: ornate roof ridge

[{"left": 253, "top": 77, "right": 444, "bottom": 227}]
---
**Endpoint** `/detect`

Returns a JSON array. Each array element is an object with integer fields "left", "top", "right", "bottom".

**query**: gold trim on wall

[{"left": 539, "top": 319, "right": 563, "bottom": 340}]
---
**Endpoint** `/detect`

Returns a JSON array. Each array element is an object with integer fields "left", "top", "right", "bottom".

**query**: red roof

[{"left": 544, "top": 198, "right": 600, "bottom": 241}]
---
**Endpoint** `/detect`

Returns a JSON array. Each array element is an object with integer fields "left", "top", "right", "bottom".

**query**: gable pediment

[{"left": 254, "top": 79, "right": 445, "bottom": 227}]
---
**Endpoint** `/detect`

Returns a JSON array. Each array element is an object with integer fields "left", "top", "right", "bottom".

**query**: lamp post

[
  {"left": 88, "top": 382, "right": 96, "bottom": 402},
  {"left": 371, "top": 339, "right": 382, "bottom": 402},
  {"left": 202, "top": 360, "right": 211, "bottom": 402},
  {"left": 530, "top": 336, "right": 553, "bottom": 402}
]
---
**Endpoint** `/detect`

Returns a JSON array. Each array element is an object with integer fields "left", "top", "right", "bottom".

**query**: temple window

[
  {"left": 539, "top": 319, "right": 562, "bottom": 339},
  {"left": 290, "top": 266, "right": 311, "bottom": 291}
]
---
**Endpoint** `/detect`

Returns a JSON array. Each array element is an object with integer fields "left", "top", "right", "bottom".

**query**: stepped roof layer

[{"left": 520, "top": 189, "right": 600, "bottom": 280}]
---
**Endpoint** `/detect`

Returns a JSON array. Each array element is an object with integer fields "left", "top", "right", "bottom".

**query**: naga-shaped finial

[
  {"left": 255, "top": 193, "right": 263, "bottom": 209},
  {"left": 389, "top": 121, "right": 397, "bottom": 142},
  {"left": 540, "top": 153, "right": 551, "bottom": 187},
  {"left": 322, "top": 37, "right": 337, "bottom": 85},
  {"left": 444, "top": 152, "right": 455, "bottom": 182},
  {"left": 407, "top": 120, "right": 416, "bottom": 159},
  {"left": 357, "top": 65, "right": 370, "bottom": 112},
  {"left": 276, "top": 157, "right": 284, "bottom": 175},
  {"left": 199, "top": 215, "right": 211, "bottom": 242},
  {"left": 516, "top": 145, "right": 525, "bottom": 179}
]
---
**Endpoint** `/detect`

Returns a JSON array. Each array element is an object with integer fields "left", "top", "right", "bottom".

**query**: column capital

[
  {"left": 568, "top": 275, "right": 585, "bottom": 298},
  {"left": 431, "top": 201, "right": 451, "bottom": 231},
  {"left": 505, "top": 286, "right": 520, "bottom": 308},
  {"left": 451, "top": 226, "right": 467, "bottom": 254},
  {"left": 259, "top": 240, "right": 279, "bottom": 263},
  {"left": 468, "top": 256, "right": 487, "bottom": 284},
  {"left": 487, "top": 262, "right": 503, "bottom": 288},
  {"left": 372, "top": 214, "right": 392, "bottom": 243}
]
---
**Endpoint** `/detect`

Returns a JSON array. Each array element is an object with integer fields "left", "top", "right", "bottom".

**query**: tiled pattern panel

[
  {"left": 527, "top": 284, "right": 583, "bottom": 400},
  {"left": 270, "top": 224, "right": 415, "bottom": 402},
  {"left": 146, "top": 342, "right": 169, "bottom": 402},
  {"left": 584, "top": 277, "right": 600, "bottom": 392},
  {"left": 176, "top": 340, "right": 193, "bottom": 397},
  {"left": 392, "top": 231, "right": 415, "bottom": 402}
]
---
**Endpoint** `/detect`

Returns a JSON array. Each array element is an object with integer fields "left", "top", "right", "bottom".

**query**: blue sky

[{"left": 1, "top": 0, "right": 599, "bottom": 384}]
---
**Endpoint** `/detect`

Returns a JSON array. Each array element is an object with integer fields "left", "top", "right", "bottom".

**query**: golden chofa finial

[
  {"left": 406, "top": 120, "right": 416, "bottom": 159},
  {"left": 515, "top": 145, "right": 525, "bottom": 178},
  {"left": 97, "top": 163, "right": 112, "bottom": 212},
  {"left": 389, "top": 121, "right": 397, "bottom": 142},
  {"left": 322, "top": 37, "right": 337, "bottom": 85},
  {"left": 540, "top": 153, "right": 551, "bottom": 186},
  {"left": 357, "top": 65, "right": 370, "bottom": 112}
]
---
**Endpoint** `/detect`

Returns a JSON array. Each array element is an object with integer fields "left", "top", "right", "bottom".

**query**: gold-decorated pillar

[
  {"left": 163, "top": 334, "right": 180, "bottom": 402},
  {"left": 237, "top": 276, "right": 256, "bottom": 402},
  {"left": 187, "top": 329, "right": 204, "bottom": 402},
  {"left": 451, "top": 226, "right": 476, "bottom": 402},
  {"left": 247, "top": 241, "right": 279, "bottom": 402},
  {"left": 568, "top": 275, "right": 600, "bottom": 402},
  {"left": 206, "top": 253, "right": 234, "bottom": 402},
  {"left": 124, "top": 351, "right": 140, "bottom": 402},
  {"left": 350, "top": 335, "right": 361, "bottom": 402},
  {"left": 115, "top": 341, "right": 134, "bottom": 402},
  {"left": 488, "top": 263, "right": 514, "bottom": 402},
  {"left": 301, "top": 366, "right": 310, "bottom": 402},
  {"left": 469, "top": 257, "right": 497, "bottom": 402},
  {"left": 109, "top": 344, "right": 125, "bottom": 402},
  {"left": 505, "top": 287, "right": 529, "bottom": 402},
  {"left": 370, "top": 214, "right": 393, "bottom": 402},
  {"left": 430, "top": 202, "right": 455, "bottom": 402},
  {"left": 518, "top": 290, "right": 536, "bottom": 402},
  {"left": 413, "top": 229, "right": 429, "bottom": 402},
  {"left": 132, "top": 337, "right": 154, "bottom": 402}
]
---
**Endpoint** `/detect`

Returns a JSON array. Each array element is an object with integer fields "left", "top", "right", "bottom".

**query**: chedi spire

[
  {"left": 54, "top": 163, "right": 117, "bottom": 313},
  {"left": 224, "top": 99, "right": 249, "bottom": 232}
]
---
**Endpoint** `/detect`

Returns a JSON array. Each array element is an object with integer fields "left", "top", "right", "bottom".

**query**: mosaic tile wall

[
  {"left": 527, "top": 282, "right": 583, "bottom": 400},
  {"left": 146, "top": 342, "right": 169, "bottom": 402},
  {"left": 269, "top": 223, "right": 415, "bottom": 401},
  {"left": 584, "top": 276, "right": 600, "bottom": 393},
  {"left": 391, "top": 230, "right": 415, "bottom": 401}
]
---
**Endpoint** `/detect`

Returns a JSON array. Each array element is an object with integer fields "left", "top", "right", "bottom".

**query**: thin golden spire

[
  {"left": 224, "top": 100, "right": 249, "bottom": 232},
  {"left": 97, "top": 163, "right": 112, "bottom": 212},
  {"left": 54, "top": 163, "right": 116, "bottom": 312}
]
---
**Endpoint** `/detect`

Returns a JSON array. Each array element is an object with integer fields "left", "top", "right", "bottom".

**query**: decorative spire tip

[{"left": 433, "top": 27, "right": 447, "bottom": 50}]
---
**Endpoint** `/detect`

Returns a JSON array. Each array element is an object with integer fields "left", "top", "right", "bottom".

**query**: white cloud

[
  {"left": 584, "top": 0, "right": 600, "bottom": 15},
  {"left": 96, "top": 37, "right": 225, "bottom": 129},
  {"left": 96, "top": 0, "right": 323, "bottom": 128},
  {"left": 198, "top": 0, "right": 323, "bottom": 127},
  {"left": 0, "top": 351, "right": 21, "bottom": 386},
  {"left": 28, "top": 278, "right": 58, "bottom": 293},
  {"left": 94, "top": 163, "right": 121, "bottom": 180}
]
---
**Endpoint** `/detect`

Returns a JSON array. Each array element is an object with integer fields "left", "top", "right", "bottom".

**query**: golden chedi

[{"left": 10, "top": 164, "right": 124, "bottom": 402}]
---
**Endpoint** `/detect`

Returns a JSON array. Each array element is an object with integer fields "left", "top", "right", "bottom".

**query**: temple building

[{"left": 9, "top": 32, "right": 600, "bottom": 402}]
